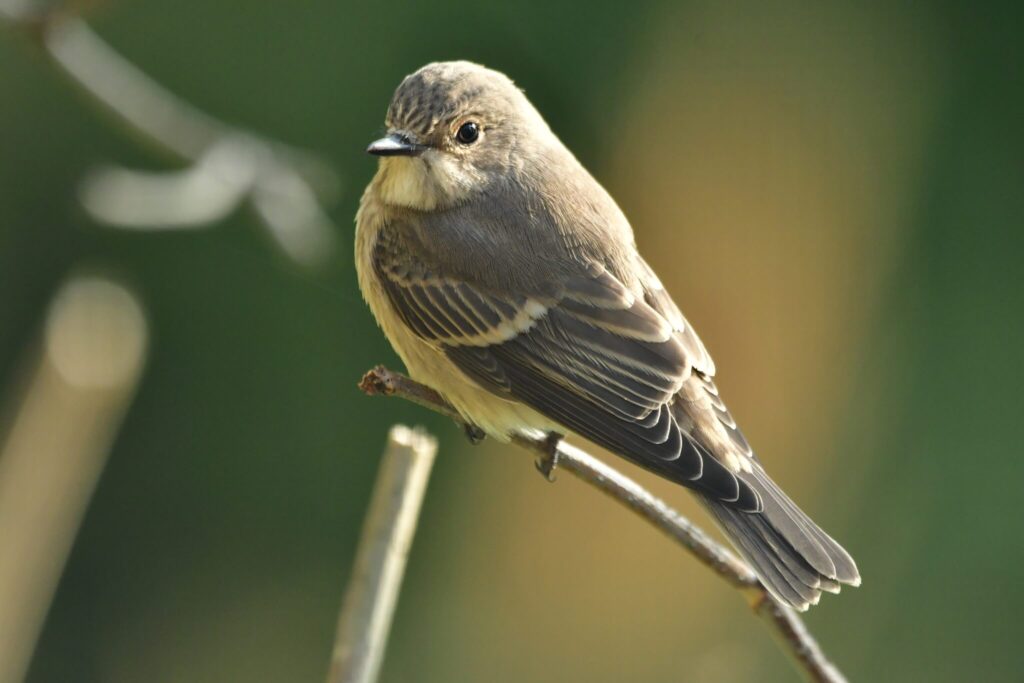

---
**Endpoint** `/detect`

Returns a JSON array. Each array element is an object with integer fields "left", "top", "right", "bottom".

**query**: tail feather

[
  {"left": 701, "top": 465, "right": 860, "bottom": 611},
  {"left": 712, "top": 503, "right": 822, "bottom": 607},
  {"left": 768, "top": 475, "right": 860, "bottom": 584}
]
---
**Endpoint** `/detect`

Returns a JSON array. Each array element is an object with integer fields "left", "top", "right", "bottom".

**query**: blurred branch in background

[
  {"left": 0, "top": 1, "right": 340, "bottom": 267},
  {"left": 0, "top": 276, "right": 148, "bottom": 683},
  {"left": 359, "top": 366, "right": 848, "bottom": 683},
  {"left": 327, "top": 426, "right": 437, "bottom": 683}
]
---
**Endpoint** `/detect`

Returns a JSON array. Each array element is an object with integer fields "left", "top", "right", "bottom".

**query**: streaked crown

[{"left": 386, "top": 61, "right": 524, "bottom": 138}]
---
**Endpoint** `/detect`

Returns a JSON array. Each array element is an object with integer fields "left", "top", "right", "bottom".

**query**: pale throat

[{"left": 373, "top": 154, "right": 477, "bottom": 211}]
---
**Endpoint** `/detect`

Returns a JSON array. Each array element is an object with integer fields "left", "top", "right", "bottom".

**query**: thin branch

[
  {"left": 755, "top": 595, "right": 849, "bottom": 683},
  {"left": 359, "top": 365, "right": 848, "bottom": 683},
  {"left": 326, "top": 425, "right": 438, "bottom": 683},
  {"left": 2, "top": 4, "right": 339, "bottom": 267}
]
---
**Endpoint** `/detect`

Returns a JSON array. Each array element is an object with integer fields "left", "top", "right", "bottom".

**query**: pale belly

[
  {"left": 355, "top": 204, "right": 557, "bottom": 441},
  {"left": 380, "top": 318, "right": 556, "bottom": 441}
]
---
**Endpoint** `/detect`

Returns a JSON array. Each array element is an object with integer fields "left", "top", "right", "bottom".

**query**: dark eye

[{"left": 455, "top": 121, "right": 480, "bottom": 145}]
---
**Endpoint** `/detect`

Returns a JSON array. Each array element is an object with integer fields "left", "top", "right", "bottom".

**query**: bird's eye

[{"left": 455, "top": 121, "right": 480, "bottom": 145}]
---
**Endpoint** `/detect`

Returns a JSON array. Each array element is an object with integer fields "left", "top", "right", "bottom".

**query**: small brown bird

[{"left": 356, "top": 61, "right": 860, "bottom": 610}]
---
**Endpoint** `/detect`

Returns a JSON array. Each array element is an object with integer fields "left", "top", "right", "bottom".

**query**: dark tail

[{"left": 700, "top": 464, "right": 860, "bottom": 611}]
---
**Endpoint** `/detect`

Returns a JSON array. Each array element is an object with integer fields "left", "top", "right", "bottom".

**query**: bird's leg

[
  {"left": 534, "top": 431, "right": 564, "bottom": 482},
  {"left": 460, "top": 420, "right": 487, "bottom": 445}
]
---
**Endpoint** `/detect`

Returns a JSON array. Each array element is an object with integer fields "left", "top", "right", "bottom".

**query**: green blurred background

[{"left": 2, "top": 0, "right": 1022, "bottom": 681}]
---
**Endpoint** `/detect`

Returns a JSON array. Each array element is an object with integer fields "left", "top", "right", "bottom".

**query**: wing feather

[{"left": 374, "top": 234, "right": 759, "bottom": 510}]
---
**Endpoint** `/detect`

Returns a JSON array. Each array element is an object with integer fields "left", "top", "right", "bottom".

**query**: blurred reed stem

[{"left": 0, "top": 276, "right": 148, "bottom": 683}]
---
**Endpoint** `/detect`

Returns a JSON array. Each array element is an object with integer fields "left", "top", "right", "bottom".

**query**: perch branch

[
  {"left": 326, "top": 425, "right": 438, "bottom": 683},
  {"left": 359, "top": 365, "right": 847, "bottom": 683}
]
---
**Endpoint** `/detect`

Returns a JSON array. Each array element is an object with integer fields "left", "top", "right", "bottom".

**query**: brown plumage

[{"left": 356, "top": 61, "right": 860, "bottom": 610}]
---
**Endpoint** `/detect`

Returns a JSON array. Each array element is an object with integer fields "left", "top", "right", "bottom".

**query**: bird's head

[{"left": 367, "top": 61, "right": 552, "bottom": 211}]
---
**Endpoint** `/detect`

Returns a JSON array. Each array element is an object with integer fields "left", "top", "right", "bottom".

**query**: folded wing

[{"left": 374, "top": 236, "right": 761, "bottom": 511}]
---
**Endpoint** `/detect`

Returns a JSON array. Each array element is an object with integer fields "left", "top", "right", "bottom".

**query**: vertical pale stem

[
  {"left": 326, "top": 425, "right": 438, "bottom": 683},
  {"left": 0, "top": 277, "right": 148, "bottom": 683}
]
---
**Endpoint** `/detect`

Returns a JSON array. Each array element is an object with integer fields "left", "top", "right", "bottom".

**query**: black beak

[{"left": 366, "top": 132, "right": 426, "bottom": 157}]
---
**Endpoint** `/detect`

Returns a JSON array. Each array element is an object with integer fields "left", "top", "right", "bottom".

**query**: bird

[{"left": 355, "top": 61, "right": 860, "bottom": 610}]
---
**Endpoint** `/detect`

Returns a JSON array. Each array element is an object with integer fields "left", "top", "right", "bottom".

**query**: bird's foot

[
  {"left": 460, "top": 421, "right": 487, "bottom": 445},
  {"left": 534, "top": 432, "right": 564, "bottom": 482}
]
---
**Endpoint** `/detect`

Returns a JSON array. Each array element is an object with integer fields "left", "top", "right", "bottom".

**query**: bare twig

[
  {"left": 0, "top": 276, "right": 148, "bottom": 683},
  {"left": 2, "top": 4, "right": 340, "bottom": 267},
  {"left": 755, "top": 595, "right": 849, "bottom": 683},
  {"left": 359, "top": 366, "right": 848, "bottom": 683},
  {"left": 326, "top": 425, "right": 438, "bottom": 683}
]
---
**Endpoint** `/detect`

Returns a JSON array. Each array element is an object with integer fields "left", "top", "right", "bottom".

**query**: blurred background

[{"left": 2, "top": 0, "right": 1022, "bottom": 681}]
